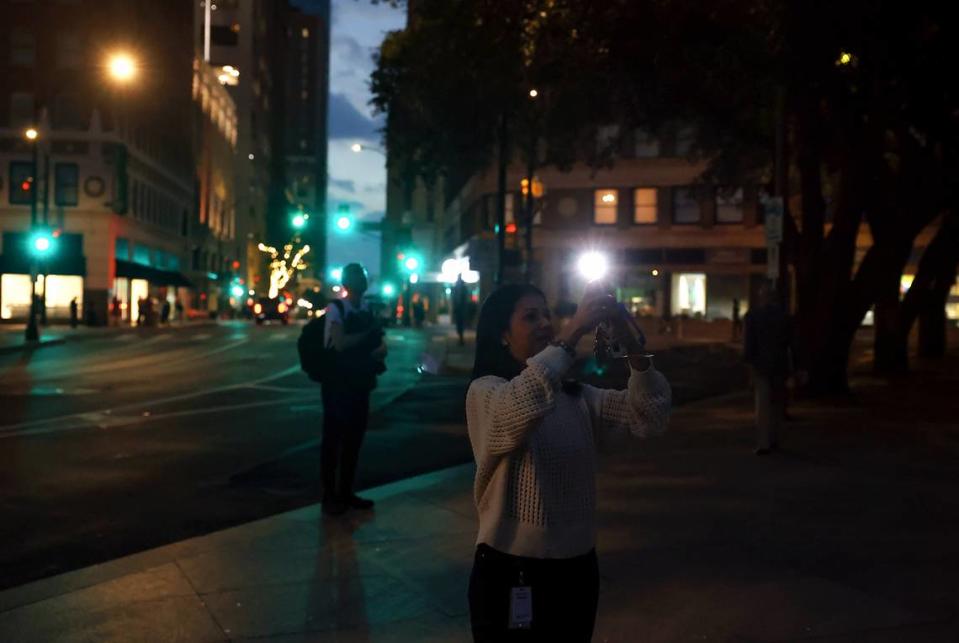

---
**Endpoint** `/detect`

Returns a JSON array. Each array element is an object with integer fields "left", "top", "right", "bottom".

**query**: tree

[{"left": 371, "top": 0, "right": 959, "bottom": 393}]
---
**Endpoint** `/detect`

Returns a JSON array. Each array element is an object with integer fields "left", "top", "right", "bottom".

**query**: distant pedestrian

[
  {"left": 136, "top": 298, "right": 145, "bottom": 326},
  {"left": 466, "top": 283, "right": 671, "bottom": 641},
  {"left": 452, "top": 275, "right": 469, "bottom": 346},
  {"left": 743, "top": 284, "right": 792, "bottom": 455},
  {"left": 111, "top": 296, "right": 122, "bottom": 326},
  {"left": 161, "top": 300, "right": 171, "bottom": 325},
  {"left": 69, "top": 297, "right": 79, "bottom": 328},
  {"left": 732, "top": 298, "right": 743, "bottom": 341},
  {"left": 412, "top": 293, "right": 425, "bottom": 328},
  {"left": 320, "top": 263, "right": 387, "bottom": 516}
]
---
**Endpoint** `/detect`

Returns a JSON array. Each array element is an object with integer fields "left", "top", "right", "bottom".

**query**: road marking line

[{"left": 0, "top": 361, "right": 297, "bottom": 434}]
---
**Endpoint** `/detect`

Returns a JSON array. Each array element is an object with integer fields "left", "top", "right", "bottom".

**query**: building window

[
  {"left": 716, "top": 187, "right": 744, "bottom": 223},
  {"left": 673, "top": 187, "right": 700, "bottom": 224},
  {"left": 634, "top": 130, "right": 660, "bottom": 158},
  {"left": 301, "top": 27, "right": 310, "bottom": 38},
  {"left": 9, "top": 162, "right": 34, "bottom": 205},
  {"left": 672, "top": 273, "right": 707, "bottom": 317},
  {"left": 133, "top": 244, "right": 151, "bottom": 266},
  {"left": 10, "top": 29, "right": 35, "bottom": 66},
  {"left": 115, "top": 237, "right": 130, "bottom": 261},
  {"left": 675, "top": 126, "right": 696, "bottom": 157},
  {"left": 633, "top": 188, "right": 657, "bottom": 224},
  {"left": 10, "top": 92, "right": 34, "bottom": 128},
  {"left": 54, "top": 93, "right": 85, "bottom": 129},
  {"left": 56, "top": 32, "right": 82, "bottom": 69},
  {"left": 54, "top": 163, "right": 79, "bottom": 206},
  {"left": 593, "top": 189, "right": 618, "bottom": 224}
]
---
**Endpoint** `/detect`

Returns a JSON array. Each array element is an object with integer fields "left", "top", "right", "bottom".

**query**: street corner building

[{"left": 0, "top": 0, "right": 325, "bottom": 327}]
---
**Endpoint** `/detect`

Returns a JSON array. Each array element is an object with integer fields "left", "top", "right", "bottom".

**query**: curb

[{"left": 0, "top": 338, "right": 66, "bottom": 356}]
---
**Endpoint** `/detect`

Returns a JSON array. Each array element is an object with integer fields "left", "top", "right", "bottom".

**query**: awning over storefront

[{"left": 115, "top": 260, "right": 194, "bottom": 288}]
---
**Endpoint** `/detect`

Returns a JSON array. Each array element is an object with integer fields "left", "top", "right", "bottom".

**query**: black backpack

[{"left": 297, "top": 299, "right": 344, "bottom": 383}]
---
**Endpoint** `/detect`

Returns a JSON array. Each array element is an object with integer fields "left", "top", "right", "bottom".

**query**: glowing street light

[
  {"left": 335, "top": 215, "right": 353, "bottom": 231},
  {"left": 528, "top": 88, "right": 539, "bottom": 98},
  {"left": 106, "top": 52, "right": 138, "bottom": 83},
  {"left": 404, "top": 256, "right": 420, "bottom": 272},
  {"left": 382, "top": 283, "right": 395, "bottom": 297},
  {"left": 24, "top": 127, "right": 38, "bottom": 141},
  {"left": 350, "top": 142, "right": 385, "bottom": 156},
  {"left": 350, "top": 143, "right": 363, "bottom": 153},
  {"left": 577, "top": 251, "right": 609, "bottom": 282},
  {"left": 292, "top": 213, "right": 307, "bottom": 229}
]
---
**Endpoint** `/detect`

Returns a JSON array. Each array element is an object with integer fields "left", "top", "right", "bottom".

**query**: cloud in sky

[
  {"left": 328, "top": 177, "right": 356, "bottom": 194},
  {"left": 328, "top": 93, "right": 382, "bottom": 140}
]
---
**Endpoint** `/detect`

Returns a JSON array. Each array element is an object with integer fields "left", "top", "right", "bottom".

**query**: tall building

[
  {"left": 200, "top": 0, "right": 285, "bottom": 298},
  {"left": 0, "top": 0, "right": 195, "bottom": 324},
  {"left": 281, "top": 3, "right": 330, "bottom": 279}
]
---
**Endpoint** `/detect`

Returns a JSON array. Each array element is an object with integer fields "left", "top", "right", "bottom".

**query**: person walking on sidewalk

[
  {"left": 465, "top": 283, "right": 672, "bottom": 641},
  {"left": 69, "top": 297, "right": 79, "bottom": 328},
  {"left": 453, "top": 274, "right": 469, "bottom": 346},
  {"left": 743, "top": 283, "right": 792, "bottom": 455},
  {"left": 320, "top": 263, "right": 387, "bottom": 516}
]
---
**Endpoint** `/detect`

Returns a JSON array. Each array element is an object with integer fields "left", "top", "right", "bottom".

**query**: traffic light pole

[{"left": 25, "top": 138, "right": 40, "bottom": 342}]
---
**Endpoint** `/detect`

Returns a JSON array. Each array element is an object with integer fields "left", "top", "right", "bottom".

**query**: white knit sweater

[{"left": 466, "top": 345, "right": 671, "bottom": 559}]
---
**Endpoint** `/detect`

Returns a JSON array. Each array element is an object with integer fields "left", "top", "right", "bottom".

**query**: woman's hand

[{"left": 557, "top": 286, "right": 616, "bottom": 346}]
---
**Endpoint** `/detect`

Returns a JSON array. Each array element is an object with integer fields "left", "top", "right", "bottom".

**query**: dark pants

[
  {"left": 468, "top": 544, "right": 599, "bottom": 642},
  {"left": 320, "top": 384, "right": 370, "bottom": 499}
]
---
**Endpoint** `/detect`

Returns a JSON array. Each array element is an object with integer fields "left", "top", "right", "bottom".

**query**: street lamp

[
  {"left": 350, "top": 142, "right": 386, "bottom": 156},
  {"left": 577, "top": 251, "right": 609, "bottom": 282},
  {"left": 24, "top": 127, "right": 38, "bottom": 141},
  {"left": 106, "top": 52, "right": 138, "bottom": 83}
]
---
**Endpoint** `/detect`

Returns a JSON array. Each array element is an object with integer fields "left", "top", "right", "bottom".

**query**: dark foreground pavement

[{"left": 1, "top": 351, "right": 957, "bottom": 641}]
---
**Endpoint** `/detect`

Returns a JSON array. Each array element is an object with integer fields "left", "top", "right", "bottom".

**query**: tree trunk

[
  {"left": 918, "top": 287, "right": 948, "bottom": 357},
  {"left": 873, "top": 273, "right": 908, "bottom": 376}
]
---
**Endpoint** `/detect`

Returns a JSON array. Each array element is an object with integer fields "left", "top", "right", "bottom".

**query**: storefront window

[
  {"left": 672, "top": 273, "right": 707, "bottom": 316},
  {"left": 0, "top": 274, "right": 32, "bottom": 319}
]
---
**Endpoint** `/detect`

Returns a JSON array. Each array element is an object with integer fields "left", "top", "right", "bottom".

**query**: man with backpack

[{"left": 298, "top": 263, "right": 386, "bottom": 515}]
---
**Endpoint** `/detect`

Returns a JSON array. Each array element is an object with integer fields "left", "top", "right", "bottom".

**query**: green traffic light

[
  {"left": 335, "top": 215, "right": 352, "bottom": 232},
  {"left": 382, "top": 283, "right": 395, "bottom": 297},
  {"left": 404, "top": 256, "right": 420, "bottom": 271},
  {"left": 292, "top": 214, "right": 307, "bottom": 229},
  {"left": 29, "top": 231, "right": 55, "bottom": 257}
]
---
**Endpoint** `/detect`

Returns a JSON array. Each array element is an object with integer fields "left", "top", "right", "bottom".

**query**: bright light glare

[
  {"left": 336, "top": 216, "right": 351, "bottom": 230},
  {"left": 577, "top": 252, "right": 608, "bottom": 282},
  {"left": 529, "top": 88, "right": 539, "bottom": 98},
  {"left": 292, "top": 214, "right": 306, "bottom": 228},
  {"left": 409, "top": 273, "right": 420, "bottom": 284},
  {"left": 601, "top": 192, "right": 616, "bottom": 204},
  {"left": 404, "top": 257, "right": 420, "bottom": 271},
  {"left": 34, "top": 236, "right": 51, "bottom": 252},
  {"left": 107, "top": 52, "right": 137, "bottom": 82},
  {"left": 382, "top": 284, "right": 395, "bottom": 296},
  {"left": 351, "top": 143, "right": 363, "bottom": 153},
  {"left": 297, "top": 298, "right": 313, "bottom": 309},
  {"left": 24, "top": 128, "right": 38, "bottom": 141},
  {"left": 330, "top": 268, "right": 342, "bottom": 281},
  {"left": 230, "top": 285, "right": 244, "bottom": 298}
]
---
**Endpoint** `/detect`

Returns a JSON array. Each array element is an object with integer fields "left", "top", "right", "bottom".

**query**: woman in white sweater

[{"left": 466, "top": 284, "right": 671, "bottom": 641}]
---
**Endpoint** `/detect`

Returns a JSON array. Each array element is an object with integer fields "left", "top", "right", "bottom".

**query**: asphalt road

[{"left": 0, "top": 322, "right": 472, "bottom": 590}]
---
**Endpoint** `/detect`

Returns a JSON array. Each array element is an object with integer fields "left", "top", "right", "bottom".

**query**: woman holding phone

[{"left": 466, "top": 282, "right": 672, "bottom": 641}]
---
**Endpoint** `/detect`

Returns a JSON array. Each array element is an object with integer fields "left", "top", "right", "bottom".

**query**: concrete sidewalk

[{"left": 2, "top": 353, "right": 957, "bottom": 642}]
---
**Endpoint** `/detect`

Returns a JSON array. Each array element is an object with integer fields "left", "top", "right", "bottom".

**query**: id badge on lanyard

[{"left": 508, "top": 569, "right": 532, "bottom": 629}]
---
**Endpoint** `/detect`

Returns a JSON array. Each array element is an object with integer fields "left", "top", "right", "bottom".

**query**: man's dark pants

[{"left": 320, "top": 383, "right": 371, "bottom": 500}]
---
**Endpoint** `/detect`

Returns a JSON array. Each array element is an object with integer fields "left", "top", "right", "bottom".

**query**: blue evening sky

[{"left": 293, "top": 0, "right": 405, "bottom": 283}]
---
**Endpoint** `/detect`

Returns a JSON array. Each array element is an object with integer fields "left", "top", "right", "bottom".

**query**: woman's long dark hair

[{"left": 471, "top": 284, "right": 545, "bottom": 382}]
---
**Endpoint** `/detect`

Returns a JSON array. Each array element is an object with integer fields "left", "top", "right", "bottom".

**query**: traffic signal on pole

[
  {"left": 29, "top": 230, "right": 55, "bottom": 257},
  {"left": 291, "top": 212, "right": 308, "bottom": 229}
]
